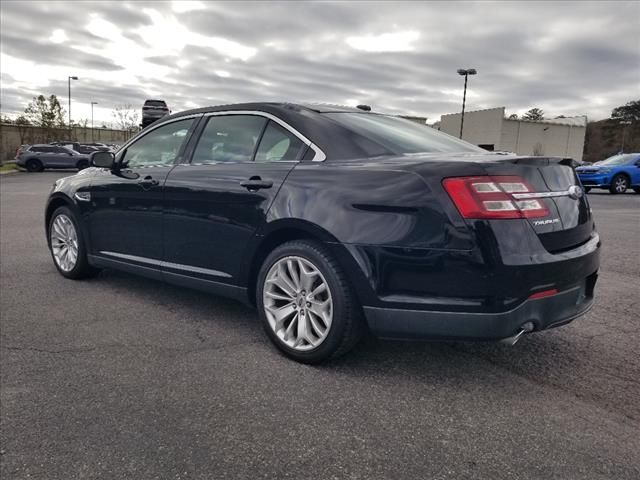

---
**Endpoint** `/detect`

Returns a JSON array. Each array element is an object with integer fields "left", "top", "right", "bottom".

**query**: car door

[
  {"left": 87, "top": 117, "right": 198, "bottom": 275},
  {"left": 35, "top": 146, "right": 59, "bottom": 166},
  {"left": 162, "top": 113, "right": 308, "bottom": 287},
  {"left": 631, "top": 156, "right": 640, "bottom": 185},
  {"left": 50, "top": 146, "right": 76, "bottom": 167}
]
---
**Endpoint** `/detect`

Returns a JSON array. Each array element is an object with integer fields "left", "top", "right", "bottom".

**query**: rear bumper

[{"left": 364, "top": 273, "right": 596, "bottom": 340}]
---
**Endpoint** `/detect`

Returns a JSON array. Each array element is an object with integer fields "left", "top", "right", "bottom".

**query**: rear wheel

[
  {"left": 256, "top": 240, "right": 364, "bottom": 364},
  {"left": 25, "top": 158, "right": 43, "bottom": 172},
  {"left": 49, "top": 206, "right": 99, "bottom": 279},
  {"left": 609, "top": 174, "right": 629, "bottom": 194},
  {"left": 76, "top": 159, "right": 89, "bottom": 170}
]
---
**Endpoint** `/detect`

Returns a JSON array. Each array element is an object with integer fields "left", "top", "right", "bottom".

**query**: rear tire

[
  {"left": 256, "top": 240, "right": 364, "bottom": 364},
  {"left": 76, "top": 159, "right": 89, "bottom": 170},
  {"left": 583, "top": 186, "right": 591, "bottom": 193},
  {"left": 25, "top": 158, "right": 43, "bottom": 172},
  {"left": 48, "top": 206, "right": 100, "bottom": 279},
  {"left": 609, "top": 174, "right": 629, "bottom": 194}
]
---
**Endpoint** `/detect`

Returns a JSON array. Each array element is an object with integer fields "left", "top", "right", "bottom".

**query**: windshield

[
  {"left": 325, "top": 113, "right": 485, "bottom": 156},
  {"left": 145, "top": 100, "right": 167, "bottom": 108},
  {"left": 596, "top": 154, "right": 635, "bottom": 166}
]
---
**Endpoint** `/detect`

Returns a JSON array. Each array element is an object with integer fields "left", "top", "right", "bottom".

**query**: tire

[
  {"left": 76, "top": 159, "right": 89, "bottom": 171},
  {"left": 633, "top": 187, "right": 640, "bottom": 194},
  {"left": 256, "top": 240, "right": 364, "bottom": 364},
  {"left": 609, "top": 174, "right": 629, "bottom": 194},
  {"left": 25, "top": 158, "right": 43, "bottom": 172},
  {"left": 48, "top": 206, "right": 100, "bottom": 279},
  {"left": 583, "top": 186, "right": 591, "bottom": 193}
]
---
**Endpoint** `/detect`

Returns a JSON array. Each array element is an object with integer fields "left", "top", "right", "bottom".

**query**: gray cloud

[{"left": 1, "top": 1, "right": 638, "bottom": 124}]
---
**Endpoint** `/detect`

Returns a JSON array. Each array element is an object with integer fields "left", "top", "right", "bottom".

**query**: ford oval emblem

[{"left": 568, "top": 185, "right": 583, "bottom": 199}]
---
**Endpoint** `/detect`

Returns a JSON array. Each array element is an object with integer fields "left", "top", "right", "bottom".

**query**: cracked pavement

[{"left": 1, "top": 172, "right": 639, "bottom": 479}]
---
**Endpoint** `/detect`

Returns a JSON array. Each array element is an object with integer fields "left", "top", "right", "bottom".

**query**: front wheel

[
  {"left": 583, "top": 186, "right": 591, "bottom": 193},
  {"left": 25, "top": 158, "right": 43, "bottom": 172},
  {"left": 609, "top": 174, "right": 629, "bottom": 194},
  {"left": 49, "top": 206, "right": 99, "bottom": 279},
  {"left": 76, "top": 159, "right": 89, "bottom": 170},
  {"left": 633, "top": 187, "right": 640, "bottom": 194},
  {"left": 256, "top": 240, "right": 364, "bottom": 364}
]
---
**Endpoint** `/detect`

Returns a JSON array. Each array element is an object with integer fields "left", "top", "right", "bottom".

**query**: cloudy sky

[{"left": 1, "top": 1, "right": 638, "bottom": 126}]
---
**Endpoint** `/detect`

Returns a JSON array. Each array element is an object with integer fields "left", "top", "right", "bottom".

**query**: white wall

[
  {"left": 502, "top": 120, "right": 586, "bottom": 160},
  {"left": 440, "top": 107, "right": 505, "bottom": 147}
]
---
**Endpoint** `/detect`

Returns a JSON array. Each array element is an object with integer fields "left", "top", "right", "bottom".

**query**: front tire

[
  {"left": 25, "top": 158, "right": 43, "bottom": 172},
  {"left": 609, "top": 174, "right": 629, "bottom": 194},
  {"left": 583, "top": 186, "right": 591, "bottom": 193},
  {"left": 76, "top": 159, "right": 89, "bottom": 170},
  {"left": 633, "top": 187, "right": 640, "bottom": 194},
  {"left": 256, "top": 240, "right": 364, "bottom": 364},
  {"left": 48, "top": 206, "right": 99, "bottom": 279}
]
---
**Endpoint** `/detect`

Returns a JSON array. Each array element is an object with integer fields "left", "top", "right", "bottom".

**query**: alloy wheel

[
  {"left": 263, "top": 256, "right": 333, "bottom": 351},
  {"left": 50, "top": 214, "right": 79, "bottom": 272},
  {"left": 615, "top": 176, "right": 628, "bottom": 193}
]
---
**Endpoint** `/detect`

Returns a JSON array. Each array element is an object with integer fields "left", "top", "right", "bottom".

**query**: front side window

[
  {"left": 192, "top": 115, "right": 267, "bottom": 164},
  {"left": 255, "top": 121, "right": 306, "bottom": 162},
  {"left": 123, "top": 118, "right": 194, "bottom": 168}
]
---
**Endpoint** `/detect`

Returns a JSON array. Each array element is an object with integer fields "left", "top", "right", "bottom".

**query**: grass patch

[{"left": 0, "top": 163, "right": 19, "bottom": 173}]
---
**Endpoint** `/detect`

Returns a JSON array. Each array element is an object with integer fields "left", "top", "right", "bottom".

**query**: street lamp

[
  {"left": 68, "top": 76, "right": 78, "bottom": 132},
  {"left": 457, "top": 68, "right": 477, "bottom": 139},
  {"left": 91, "top": 102, "right": 98, "bottom": 141}
]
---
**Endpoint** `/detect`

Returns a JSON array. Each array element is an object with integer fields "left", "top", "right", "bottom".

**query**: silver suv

[{"left": 15, "top": 144, "right": 90, "bottom": 172}]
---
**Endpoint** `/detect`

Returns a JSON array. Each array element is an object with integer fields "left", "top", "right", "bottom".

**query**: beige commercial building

[{"left": 440, "top": 107, "right": 587, "bottom": 161}]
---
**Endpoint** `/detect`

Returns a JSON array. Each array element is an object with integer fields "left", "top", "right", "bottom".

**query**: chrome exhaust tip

[{"left": 500, "top": 322, "right": 535, "bottom": 346}]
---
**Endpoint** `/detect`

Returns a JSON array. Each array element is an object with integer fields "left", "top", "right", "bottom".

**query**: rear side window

[
  {"left": 325, "top": 113, "right": 485, "bottom": 156},
  {"left": 255, "top": 121, "right": 306, "bottom": 162},
  {"left": 30, "top": 146, "right": 46, "bottom": 152},
  {"left": 192, "top": 115, "right": 267, "bottom": 163}
]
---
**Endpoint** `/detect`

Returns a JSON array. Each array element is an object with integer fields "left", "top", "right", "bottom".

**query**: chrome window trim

[{"left": 201, "top": 110, "right": 326, "bottom": 162}]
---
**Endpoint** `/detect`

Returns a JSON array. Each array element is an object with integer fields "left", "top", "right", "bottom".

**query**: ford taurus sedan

[{"left": 45, "top": 103, "right": 600, "bottom": 363}]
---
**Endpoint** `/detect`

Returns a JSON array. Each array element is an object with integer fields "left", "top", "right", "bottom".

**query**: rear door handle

[
  {"left": 240, "top": 177, "right": 273, "bottom": 191},
  {"left": 139, "top": 176, "right": 159, "bottom": 188}
]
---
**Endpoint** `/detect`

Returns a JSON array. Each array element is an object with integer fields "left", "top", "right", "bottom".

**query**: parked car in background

[
  {"left": 44, "top": 103, "right": 600, "bottom": 363},
  {"left": 576, "top": 153, "right": 640, "bottom": 194},
  {"left": 50, "top": 141, "right": 98, "bottom": 155},
  {"left": 83, "top": 142, "right": 111, "bottom": 152},
  {"left": 16, "top": 144, "right": 90, "bottom": 172},
  {"left": 142, "top": 99, "right": 170, "bottom": 128}
]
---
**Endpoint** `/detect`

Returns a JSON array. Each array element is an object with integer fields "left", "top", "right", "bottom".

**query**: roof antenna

[{"left": 356, "top": 104, "right": 371, "bottom": 111}]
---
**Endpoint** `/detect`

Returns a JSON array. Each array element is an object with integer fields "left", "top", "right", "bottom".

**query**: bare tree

[{"left": 112, "top": 105, "right": 140, "bottom": 133}]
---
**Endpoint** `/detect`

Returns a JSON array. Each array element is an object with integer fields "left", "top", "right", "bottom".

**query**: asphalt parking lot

[{"left": 1, "top": 171, "right": 639, "bottom": 480}]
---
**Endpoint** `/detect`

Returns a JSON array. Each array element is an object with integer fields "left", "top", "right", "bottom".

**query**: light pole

[
  {"left": 68, "top": 75, "right": 78, "bottom": 135},
  {"left": 457, "top": 68, "right": 477, "bottom": 139},
  {"left": 620, "top": 120, "right": 632, "bottom": 152},
  {"left": 91, "top": 102, "right": 98, "bottom": 141}
]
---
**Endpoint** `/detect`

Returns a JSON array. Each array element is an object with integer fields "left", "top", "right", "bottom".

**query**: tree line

[{"left": 1, "top": 94, "right": 141, "bottom": 133}]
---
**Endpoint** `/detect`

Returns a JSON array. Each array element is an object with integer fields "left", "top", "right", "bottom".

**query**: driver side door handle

[
  {"left": 240, "top": 176, "right": 273, "bottom": 191},
  {"left": 138, "top": 176, "right": 159, "bottom": 188}
]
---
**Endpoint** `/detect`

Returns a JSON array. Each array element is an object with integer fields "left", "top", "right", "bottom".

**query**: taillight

[{"left": 443, "top": 175, "right": 550, "bottom": 219}]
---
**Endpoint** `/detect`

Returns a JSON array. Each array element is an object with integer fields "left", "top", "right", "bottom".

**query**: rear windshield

[
  {"left": 145, "top": 100, "right": 167, "bottom": 107},
  {"left": 325, "top": 113, "right": 485, "bottom": 156}
]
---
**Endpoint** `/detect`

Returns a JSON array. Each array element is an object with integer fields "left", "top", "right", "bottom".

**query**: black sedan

[{"left": 45, "top": 103, "right": 600, "bottom": 363}]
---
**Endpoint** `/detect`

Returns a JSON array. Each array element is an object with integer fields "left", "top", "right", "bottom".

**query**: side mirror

[{"left": 91, "top": 151, "right": 115, "bottom": 169}]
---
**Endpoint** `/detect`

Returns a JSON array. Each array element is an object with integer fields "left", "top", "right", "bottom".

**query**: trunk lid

[{"left": 479, "top": 156, "right": 592, "bottom": 252}]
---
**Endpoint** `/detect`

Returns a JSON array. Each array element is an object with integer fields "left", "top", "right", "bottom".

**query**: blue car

[{"left": 576, "top": 153, "right": 640, "bottom": 194}]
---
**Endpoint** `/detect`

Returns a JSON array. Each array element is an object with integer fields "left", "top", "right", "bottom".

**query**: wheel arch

[
  {"left": 45, "top": 194, "right": 85, "bottom": 248},
  {"left": 243, "top": 219, "right": 367, "bottom": 307}
]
